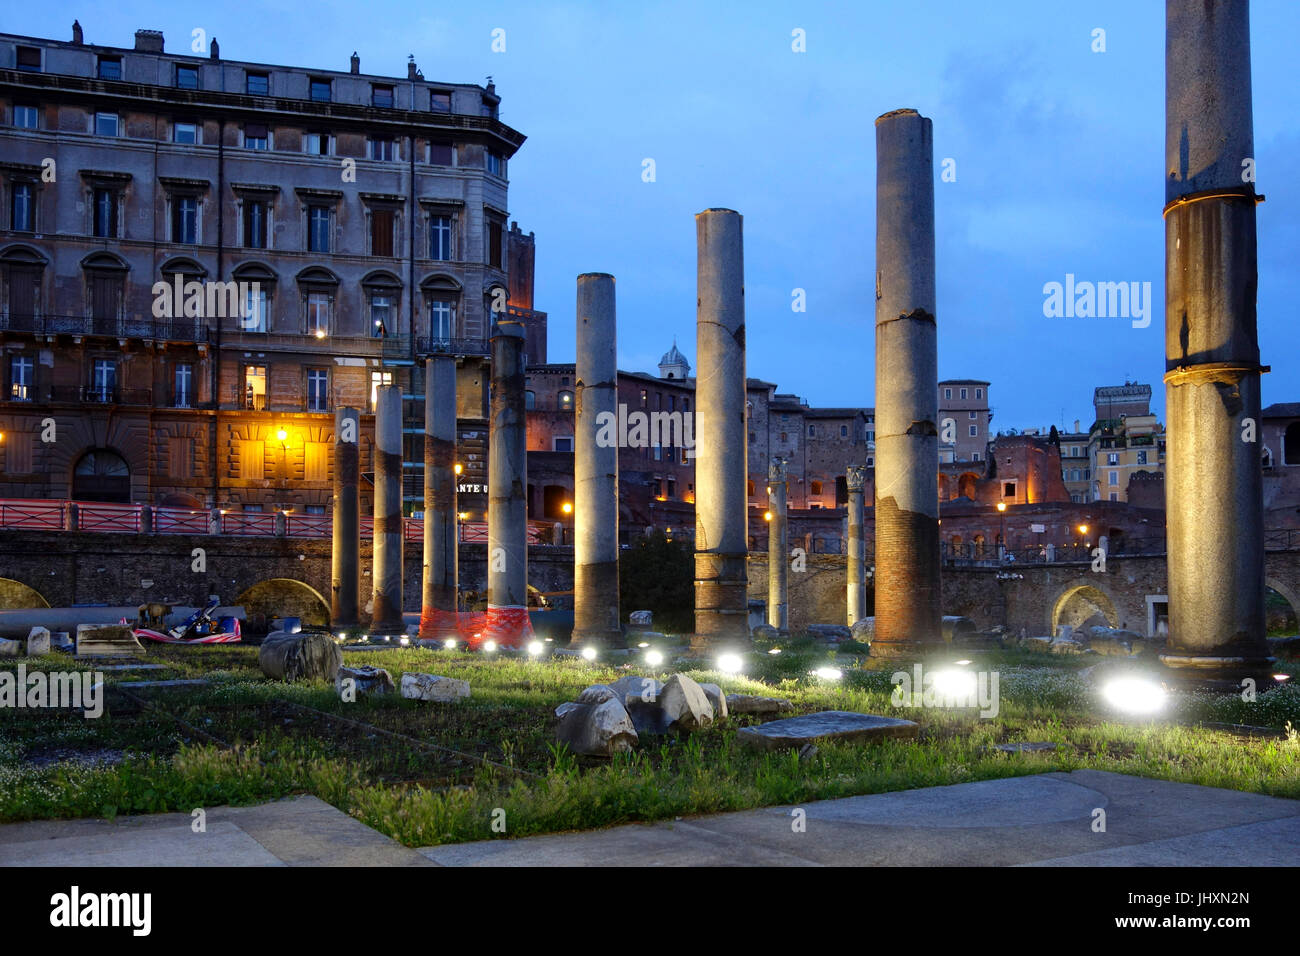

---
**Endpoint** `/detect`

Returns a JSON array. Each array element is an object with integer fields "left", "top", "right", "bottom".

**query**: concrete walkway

[
  {"left": 1, "top": 771, "right": 1297, "bottom": 866},
  {"left": 421, "top": 770, "right": 1300, "bottom": 867}
]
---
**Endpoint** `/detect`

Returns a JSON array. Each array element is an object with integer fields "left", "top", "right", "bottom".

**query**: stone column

[
  {"left": 485, "top": 319, "right": 532, "bottom": 648},
  {"left": 1161, "top": 0, "right": 1270, "bottom": 688},
  {"left": 419, "top": 355, "right": 458, "bottom": 640},
  {"left": 872, "top": 109, "right": 942, "bottom": 657},
  {"left": 572, "top": 273, "right": 623, "bottom": 649},
  {"left": 370, "top": 385, "right": 404, "bottom": 634},
  {"left": 846, "top": 464, "right": 867, "bottom": 626},
  {"left": 330, "top": 405, "right": 360, "bottom": 628},
  {"left": 692, "top": 208, "right": 749, "bottom": 654},
  {"left": 767, "top": 458, "right": 788, "bottom": 632}
]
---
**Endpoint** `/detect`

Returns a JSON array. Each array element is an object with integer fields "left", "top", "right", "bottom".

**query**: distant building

[
  {"left": 938, "top": 379, "right": 991, "bottom": 463},
  {"left": 1088, "top": 383, "right": 1165, "bottom": 502}
]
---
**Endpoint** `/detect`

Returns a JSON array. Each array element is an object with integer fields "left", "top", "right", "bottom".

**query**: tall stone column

[
  {"left": 420, "top": 355, "right": 458, "bottom": 640},
  {"left": 330, "top": 405, "right": 360, "bottom": 628},
  {"left": 370, "top": 384, "right": 404, "bottom": 634},
  {"left": 485, "top": 319, "right": 532, "bottom": 648},
  {"left": 846, "top": 464, "right": 867, "bottom": 627},
  {"left": 572, "top": 273, "right": 623, "bottom": 649},
  {"left": 872, "top": 109, "right": 942, "bottom": 657},
  {"left": 767, "top": 458, "right": 788, "bottom": 632},
  {"left": 692, "top": 208, "right": 749, "bottom": 654},
  {"left": 1161, "top": 0, "right": 1270, "bottom": 688}
]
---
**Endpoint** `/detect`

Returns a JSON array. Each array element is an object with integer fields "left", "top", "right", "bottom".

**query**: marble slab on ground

[
  {"left": 0, "top": 795, "right": 431, "bottom": 867},
  {"left": 737, "top": 711, "right": 920, "bottom": 750}
]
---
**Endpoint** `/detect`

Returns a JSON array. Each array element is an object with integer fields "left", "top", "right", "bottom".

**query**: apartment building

[
  {"left": 1088, "top": 384, "right": 1166, "bottom": 502},
  {"left": 0, "top": 23, "right": 534, "bottom": 514}
]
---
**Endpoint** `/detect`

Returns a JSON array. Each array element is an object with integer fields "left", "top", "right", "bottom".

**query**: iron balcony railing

[
  {"left": 416, "top": 336, "right": 491, "bottom": 357},
  {"left": 0, "top": 313, "right": 210, "bottom": 343},
  {"left": 47, "top": 385, "right": 153, "bottom": 405}
]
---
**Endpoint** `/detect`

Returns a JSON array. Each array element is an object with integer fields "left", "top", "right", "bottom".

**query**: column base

[{"left": 1158, "top": 652, "right": 1278, "bottom": 694}]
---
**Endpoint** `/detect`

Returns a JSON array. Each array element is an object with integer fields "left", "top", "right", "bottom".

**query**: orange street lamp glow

[
  {"left": 276, "top": 428, "right": 288, "bottom": 442},
  {"left": 1078, "top": 524, "right": 1089, "bottom": 535},
  {"left": 996, "top": 502, "right": 1007, "bottom": 512},
  {"left": 764, "top": 511, "right": 773, "bottom": 522},
  {"left": 561, "top": 502, "right": 573, "bottom": 515},
  {"left": 454, "top": 463, "right": 463, "bottom": 475}
]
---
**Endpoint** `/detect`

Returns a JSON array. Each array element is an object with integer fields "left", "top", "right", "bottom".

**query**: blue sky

[{"left": 16, "top": 1, "right": 1298, "bottom": 429}]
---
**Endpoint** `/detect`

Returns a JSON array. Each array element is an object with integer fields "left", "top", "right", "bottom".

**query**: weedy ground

[{"left": 0, "top": 640, "right": 1297, "bottom": 846}]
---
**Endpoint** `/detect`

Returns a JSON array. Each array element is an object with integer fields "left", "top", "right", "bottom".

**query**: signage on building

[
  {"left": 458, "top": 483, "right": 486, "bottom": 494},
  {"left": 1030, "top": 523, "right": 1045, "bottom": 533}
]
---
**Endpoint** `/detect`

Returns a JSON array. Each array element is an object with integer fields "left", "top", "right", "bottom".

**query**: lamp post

[{"left": 996, "top": 500, "right": 1007, "bottom": 560}]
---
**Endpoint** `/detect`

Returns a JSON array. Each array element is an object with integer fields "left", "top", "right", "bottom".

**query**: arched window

[
  {"left": 524, "top": 390, "right": 536, "bottom": 410},
  {"left": 1286, "top": 423, "right": 1300, "bottom": 465},
  {"left": 72, "top": 449, "right": 130, "bottom": 503},
  {"left": 557, "top": 389, "right": 574, "bottom": 410},
  {"left": 810, "top": 480, "right": 823, "bottom": 496}
]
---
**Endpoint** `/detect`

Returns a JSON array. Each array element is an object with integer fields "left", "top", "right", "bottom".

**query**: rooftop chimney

[
  {"left": 72, "top": 20, "right": 83, "bottom": 45},
  {"left": 350, "top": 52, "right": 359, "bottom": 74},
  {"left": 407, "top": 55, "right": 418, "bottom": 80},
  {"left": 134, "top": 29, "right": 164, "bottom": 53},
  {"left": 210, "top": 37, "right": 220, "bottom": 60}
]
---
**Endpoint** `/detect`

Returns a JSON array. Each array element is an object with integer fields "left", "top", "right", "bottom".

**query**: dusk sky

[{"left": 17, "top": 1, "right": 1298, "bottom": 430}]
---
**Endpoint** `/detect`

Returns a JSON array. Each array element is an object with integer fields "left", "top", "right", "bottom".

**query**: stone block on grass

[
  {"left": 400, "top": 672, "right": 470, "bottom": 702},
  {"left": 259, "top": 631, "right": 342, "bottom": 682},
  {"left": 737, "top": 711, "right": 919, "bottom": 751},
  {"left": 26, "top": 626, "right": 50, "bottom": 656},
  {"left": 74, "top": 624, "right": 144, "bottom": 658},
  {"left": 336, "top": 665, "right": 395, "bottom": 699},
  {"left": 726, "top": 694, "right": 793, "bottom": 716},
  {"left": 555, "top": 697, "right": 638, "bottom": 757}
]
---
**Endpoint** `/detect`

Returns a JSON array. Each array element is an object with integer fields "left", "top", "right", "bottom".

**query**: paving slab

[
  {"left": 0, "top": 795, "right": 431, "bottom": 867},
  {"left": 420, "top": 770, "right": 1300, "bottom": 867},
  {"left": 736, "top": 711, "right": 919, "bottom": 750}
]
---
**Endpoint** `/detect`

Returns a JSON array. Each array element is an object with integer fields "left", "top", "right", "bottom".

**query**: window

[
  {"left": 1003, "top": 482, "right": 1015, "bottom": 498},
  {"left": 558, "top": 390, "right": 574, "bottom": 410},
  {"left": 305, "top": 443, "right": 329, "bottom": 481},
  {"left": 305, "top": 504, "right": 326, "bottom": 515},
  {"left": 811, "top": 480, "right": 823, "bottom": 496},
  {"left": 976, "top": 388, "right": 983, "bottom": 399},
  {"left": 168, "top": 437, "right": 193, "bottom": 478},
  {"left": 11, "top": 183, "right": 35, "bottom": 232},
  {"left": 1107, "top": 452, "right": 1119, "bottom": 465},
  {"left": 969, "top": 411, "right": 977, "bottom": 419},
  {"left": 840, "top": 424, "right": 848, "bottom": 437},
  {"left": 748, "top": 481, "right": 756, "bottom": 498},
  {"left": 97, "top": 57, "right": 122, "bottom": 80},
  {"left": 92, "top": 188, "right": 118, "bottom": 238},
  {"left": 1109, "top": 470, "right": 1119, "bottom": 486},
  {"left": 369, "top": 370, "right": 393, "bottom": 411},
  {"left": 173, "top": 363, "right": 193, "bottom": 407},
  {"left": 369, "top": 136, "right": 396, "bottom": 161},
  {"left": 175, "top": 65, "right": 200, "bottom": 90},
  {"left": 306, "top": 292, "right": 332, "bottom": 336},
  {"left": 1109, "top": 492, "right": 1119, "bottom": 502},
  {"left": 639, "top": 389, "right": 648, "bottom": 407},
  {"left": 429, "top": 215, "right": 453, "bottom": 259},
  {"left": 370, "top": 295, "right": 391, "bottom": 337},
  {"left": 486, "top": 151, "right": 503, "bottom": 176},
  {"left": 553, "top": 437, "right": 573, "bottom": 452},
  {"left": 482, "top": 97, "right": 498, "bottom": 119},
  {"left": 5, "top": 432, "right": 33, "bottom": 473},
  {"left": 173, "top": 121, "right": 198, "bottom": 144},
  {"left": 239, "top": 440, "right": 265, "bottom": 479},
  {"left": 13, "top": 105, "right": 38, "bottom": 129},
  {"left": 428, "top": 140, "right": 453, "bottom": 166},
  {"left": 244, "top": 123, "right": 269, "bottom": 150},
  {"left": 524, "top": 390, "right": 535, "bottom": 410},
  {"left": 369, "top": 208, "right": 395, "bottom": 256},
  {"left": 428, "top": 299, "right": 455, "bottom": 344},
  {"left": 95, "top": 112, "right": 119, "bottom": 136},
  {"left": 16, "top": 46, "right": 41, "bottom": 72},
  {"left": 430, "top": 90, "right": 451, "bottom": 113},
  {"left": 972, "top": 451, "right": 981, "bottom": 462},
  {"left": 371, "top": 84, "right": 394, "bottom": 108},
  {"left": 307, "top": 369, "right": 329, "bottom": 412},
  {"left": 10, "top": 356, "right": 34, "bottom": 401},
  {"left": 487, "top": 218, "right": 503, "bottom": 267},
  {"left": 808, "top": 424, "right": 816, "bottom": 437},
  {"left": 89, "top": 359, "right": 116, "bottom": 402},
  {"left": 243, "top": 286, "right": 268, "bottom": 332},
  {"left": 960, "top": 388, "right": 968, "bottom": 399},
  {"left": 244, "top": 200, "right": 268, "bottom": 248},
  {"left": 304, "top": 131, "right": 330, "bottom": 155},
  {"left": 243, "top": 365, "right": 267, "bottom": 409},
  {"left": 310, "top": 79, "right": 331, "bottom": 102},
  {"left": 943, "top": 388, "right": 952, "bottom": 399},
  {"left": 969, "top": 424, "right": 978, "bottom": 437},
  {"left": 172, "top": 197, "right": 199, "bottom": 244},
  {"left": 307, "top": 206, "right": 331, "bottom": 252},
  {"left": 1137, "top": 450, "right": 1148, "bottom": 465},
  {"left": 246, "top": 72, "right": 269, "bottom": 96}
]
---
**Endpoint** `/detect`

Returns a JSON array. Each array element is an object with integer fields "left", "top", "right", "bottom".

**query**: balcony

[
  {"left": 0, "top": 313, "right": 209, "bottom": 343},
  {"left": 416, "top": 336, "right": 490, "bottom": 357},
  {"left": 48, "top": 385, "right": 153, "bottom": 406}
]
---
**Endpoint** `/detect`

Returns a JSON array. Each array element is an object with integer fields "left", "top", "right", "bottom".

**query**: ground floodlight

[
  {"left": 645, "top": 649, "right": 664, "bottom": 667},
  {"left": 483, "top": 639, "right": 498, "bottom": 653},
  {"left": 527, "top": 640, "right": 544, "bottom": 656},
  {"left": 443, "top": 638, "right": 457, "bottom": 650},
  {"left": 717, "top": 653, "right": 743, "bottom": 674},
  {"left": 1102, "top": 677, "right": 1166, "bottom": 715},
  {"left": 813, "top": 666, "right": 842, "bottom": 680},
  {"left": 581, "top": 646, "right": 598, "bottom": 661},
  {"left": 768, "top": 647, "right": 782, "bottom": 655},
  {"left": 932, "top": 668, "right": 978, "bottom": 701}
]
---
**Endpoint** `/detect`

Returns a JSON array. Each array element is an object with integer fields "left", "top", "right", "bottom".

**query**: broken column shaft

[
  {"left": 572, "top": 273, "right": 623, "bottom": 649},
  {"left": 872, "top": 109, "right": 942, "bottom": 656},
  {"left": 330, "top": 405, "right": 360, "bottom": 628},
  {"left": 420, "top": 355, "right": 458, "bottom": 639},
  {"left": 486, "top": 319, "right": 531, "bottom": 647},
  {"left": 693, "top": 208, "right": 750, "bottom": 654},
  {"left": 1161, "top": 0, "right": 1270, "bottom": 688},
  {"left": 370, "top": 384, "right": 404, "bottom": 633},
  {"left": 767, "top": 459, "right": 788, "bottom": 632},
  {"left": 846, "top": 464, "right": 867, "bottom": 627}
]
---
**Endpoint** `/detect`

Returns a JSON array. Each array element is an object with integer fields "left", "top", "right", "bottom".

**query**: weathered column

[
  {"left": 370, "top": 385, "right": 404, "bottom": 634},
  {"left": 692, "top": 208, "right": 750, "bottom": 654},
  {"left": 872, "top": 109, "right": 942, "bottom": 657},
  {"left": 846, "top": 464, "right": 867, "bottom": 626},
  {"left": 419, "top": 355, "right": 458, "bottom": 640},
  {"left": 485, "top": 319, "right": 532, "bottom": 648},
  {"left": 572, "top": 273, "right": 623, "bottom": 649},
  {"left": 330, "top": 405, "right": 360, "bottom": 627},
  {"left": 767, "top": 458, "right": 788, "bottom": 632},
  {"left": 1161, "top": 0, "right": 1270, "bottom": 688}
]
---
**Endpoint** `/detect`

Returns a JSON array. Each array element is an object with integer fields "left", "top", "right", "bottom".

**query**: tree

[{"left": 619, "top": 530, "right": 694, "bottom": 635}]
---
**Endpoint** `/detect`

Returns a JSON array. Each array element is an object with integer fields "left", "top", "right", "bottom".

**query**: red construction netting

[{"left": 416, "top": 606, "right": 535, "bottom": 649}]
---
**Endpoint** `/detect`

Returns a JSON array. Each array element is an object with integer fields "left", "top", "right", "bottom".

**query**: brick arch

[
  {"left": 235, "top": 577, "right": 330, "bottom": 632},
  {"left": 1266, "top": 577, "right": 1300, "bottom": 629},
  {"left": 1050, "top": 580, "right": 1120, "bottom": 633},
  {"left": 0, "top": 576, "right": 50, "bottom": 610},
  {"left": 45, "top": 415, "right": 150, "bottom": 502}
]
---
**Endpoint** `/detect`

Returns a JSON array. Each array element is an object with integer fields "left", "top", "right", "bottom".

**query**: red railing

[
  {"left": 220, "top": 511, "right": 277, "bottom": 536},
  {"left": 285, "top": 513, "right": 331, "bottom": 538},
  {"left": 77, "top": 502, "right": 141, "bottom": 533},
  {"left": 0, "top": 498, "right": 66, "bottom": 531},
  {"left": 153, "top": 507, "right": 210, "bottom": 535}
]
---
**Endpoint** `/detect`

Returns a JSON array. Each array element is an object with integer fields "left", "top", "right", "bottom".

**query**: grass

[{"left": 0, "top": 642, "right": 1298, "bottom": 846}]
